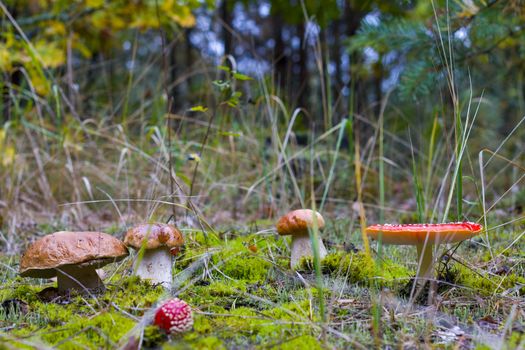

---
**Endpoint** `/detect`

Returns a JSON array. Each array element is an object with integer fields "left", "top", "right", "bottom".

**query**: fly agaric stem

[{"left": 415, "top": 242, "right": 433, "bottom": 282}]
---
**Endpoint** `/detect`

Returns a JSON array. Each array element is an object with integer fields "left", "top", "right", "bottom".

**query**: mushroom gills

[
  {"left": 134, "top": 247, "right": 173, "bottom": 287},
  {"left": 290, "top": 234, "right": 327, "bottom": 268},
  {"left": 56, "top": 266, "right": 104, "bottom": 294}
]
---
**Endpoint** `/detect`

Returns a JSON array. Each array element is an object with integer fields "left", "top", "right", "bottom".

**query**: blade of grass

[
  {"left": 354, "top": 127, "right": 370, "bottom": 257},
  {"left": 409, "top": 131, "right": 425, "bottom": 222},
  {"left": 424, "top": 112, "right": 439, "bottom": 218},
  {"left": 319, "top": 118, "right": 347, "bottom": 212}
]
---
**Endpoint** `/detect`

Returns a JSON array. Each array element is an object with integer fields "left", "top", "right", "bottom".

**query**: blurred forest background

[{"left": 1, "top": 0, "right": 525, "bottom": 242}]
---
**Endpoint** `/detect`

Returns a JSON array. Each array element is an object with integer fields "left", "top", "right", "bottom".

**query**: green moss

[
  {"left": 453, "top": 264, "right": 525, "bottom": 296},
  {"left": 269, "top": 335, "right": 323, "bottom": 350},
  {"left": 210, "top": 239, "right": 271, "bottom": 282},
  {"left": 143, "top": 325, "right": 166, "bottom": 349},
  {"left": 299, "top": 252, "right": 410, "bottom": 288},
  {"left": 193, "top": 314, "right": 214, "bottom": 333},
  {"left": 187, "top": 231, "right": 223, "bottom": 247},
  {"left": 219, "top": 254, "right": 271, "bottom": 282},
  {"left": 39, "top": 311, "right": 134, "bottom": 349},
  {"left": 475, "top": 345, "right": 493, "bottom": 350},
  {"left": 3, "top": 276, "right": 166, "bottom": 349},
  {"left": 507, "top": 331, "right": 524, "bottom": 349},
  {"left": 176, "top": 233, "right": 275, "bottom": 282},
  {"left": 165, "top": 335, "right": 226, "bottom": 350},
  {"left": 0, "top": 282, "right": 44, "bottom": 303},
  {"left": 180, "top": 280, "right": 249, "bottom": 311}
]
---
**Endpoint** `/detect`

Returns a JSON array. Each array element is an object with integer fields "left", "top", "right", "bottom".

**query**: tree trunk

[
  {"left": 344, "top": 2, "right": 365, "bottom": 115},
  {"left": 221, "top": 0, "right": 233, "bottom": 56},
  {"left": 373, "top": 60, "right": 383, "bottom": 116},
  {"left": 2, "top": 73, "right": 9, "bottom": 122},
  {"left": 169, "top": 38, "right": 180, "bottom": 111},
  {"left": 273, "top": 15, "right": 288, "bottom": 96},
  {"left": 296, "top": 22, "right": 309, "bottom": 109}
]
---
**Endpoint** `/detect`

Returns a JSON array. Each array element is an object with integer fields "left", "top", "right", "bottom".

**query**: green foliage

[
  {"left": 349, "top": 2, "right": 525, "bottom": 101},
  {"left": 0, "top": 0, "right": 203, "bottom": 96}
]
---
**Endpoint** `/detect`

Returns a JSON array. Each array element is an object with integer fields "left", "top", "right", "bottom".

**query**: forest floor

[{"left": 0, "top": 219, "right": 524, "bottom": 349}]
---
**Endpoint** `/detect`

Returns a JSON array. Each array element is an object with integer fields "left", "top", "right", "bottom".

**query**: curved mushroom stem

[
  {"left": 56, "top": 266, "right": 104, "bottom": 294},
  {"left": 290, "top": 235, "right": 327, "bottom": 269},
  {"left": 134, "top": 247, "right": 173, "bottom": 287},
  {"left": 415, "top": 242, "right": 434, "bottom": 284}
]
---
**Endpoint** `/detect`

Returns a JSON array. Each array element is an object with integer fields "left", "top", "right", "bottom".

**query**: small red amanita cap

[{"left": 154, "top": 298, "right": 193, "bottom": 334}]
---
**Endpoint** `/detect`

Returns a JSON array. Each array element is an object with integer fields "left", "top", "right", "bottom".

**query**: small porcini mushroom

[
  {"left": 154, "top": 298, "right": 193, "bottom": 334},
  {"left": 19, "top": 231, "right": 128, "bottom": 294},
  {"left": 276, "top": 209, "right": 328, "bottom": 268},
  {"left": 366, "top": 222, "right": 482, "bottom": 283},
  {"left": 124, "top": 223, "right": 183, "bottom": 287}
]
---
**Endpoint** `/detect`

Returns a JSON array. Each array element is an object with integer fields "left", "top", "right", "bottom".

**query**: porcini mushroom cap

[
  {"left": 366, "top": 222, "right": 483, "bottom": 245},
  {"left": 276, "top": 209, "right": 325, "bottom": 236},
  {"left": 19, "top": 231, "right": 129, "bottom": 279},
  {"left": 124, "top": 223, "right": 183, "bottom": 250}
]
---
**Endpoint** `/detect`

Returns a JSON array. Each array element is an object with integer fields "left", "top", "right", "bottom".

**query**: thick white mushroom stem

[
  {"left": 134, "top": 247, "right": 173, "bottom": 287},
  {"left": 290, "top": 234, "right": 327, "bottom": 269},
  {"left": 415, "top": 242, "right": 434, "bottom": 284},
  {"left": 56, "top": 266, "right": 104, "bottom": 294}
]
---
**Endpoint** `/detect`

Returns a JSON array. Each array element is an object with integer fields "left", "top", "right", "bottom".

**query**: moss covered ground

[{"left": 0, "top": 225, "right": 524, "bottom": 349}]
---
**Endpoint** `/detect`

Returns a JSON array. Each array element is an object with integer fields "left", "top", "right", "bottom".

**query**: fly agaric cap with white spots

[{"left": 154, "top": 298, "right": 193, "bottom": 334}]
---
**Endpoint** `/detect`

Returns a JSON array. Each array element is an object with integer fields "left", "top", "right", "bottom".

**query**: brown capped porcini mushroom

[
  {"left": 19, "top": 231, "right": 128, "bottom": 294},
  {"left": 366, "top": 222, "right": 483, "bottom": 283},
  {"left": 124, "top": 223, "right": 183, "bottom": 287},
  {"left": 276, "top": 209, "right": 327, "bottom": 268}
]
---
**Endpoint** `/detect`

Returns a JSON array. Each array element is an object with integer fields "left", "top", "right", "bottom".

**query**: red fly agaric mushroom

[
  {"left": 276, "top": 209, "right": 327, "bottom": 268},
  {"left": 124, "top": 223, "right": 183, "bottom": 287},
  {"left": 19, "top": 231, "right": 128, "bottom": 294},
  {"left": 154, "top": 298, "right": 193, "bottom": 334},
  {"left": 366, "top": 222, "right": 482, "bottom": 282}
]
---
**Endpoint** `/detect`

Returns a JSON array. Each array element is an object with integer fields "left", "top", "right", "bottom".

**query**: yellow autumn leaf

[
  {"left": 169, "top": 8, "right": 195, "bottom": 27},
  {"left": 1, "top": 145, "right": 15, "bottom": 167},
  {"left": 86, "top": 0, "right": 104, "bottom": 8},
  {"left": 0, "top": 130, "right": 15, "bottom": 167},
  {"left": 499, "top": 37, "right": 518, "bottom": 49},
  {"left": 0, "top": 45, "right": 12, "bottom": 70},
  {"left": 62, "top": 126, "right": 84, "bottom": 152},
  {"left": 72, "top": 34, "right": 93, "bottom": 58},
  {"left": 26, "top": 66, "right": 50, "bottom": 95},
  {"left": 161, "top": 0, "right": 196, "bottom": 27},
  {"left": 34, "top": 40, "right": 65, "bottom": 68},
  {"left": 455, "top": 0, "right": 479, "bottom": 18},
  {"left": 90, "top": 11, "right": 126, "bottom": 31},
  {"left": 44, "top": 20, "right": 66, "bottom": 36},
  {"left": 130, "top": 12, "right": 159, "bottom": 30}
]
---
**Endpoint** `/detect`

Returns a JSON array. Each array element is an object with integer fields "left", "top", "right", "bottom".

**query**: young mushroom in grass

[
  {"left": 154, "top": 298, "right": 193, "bottom": 334},
  {"left": 276, "top": 209, "right": 327, "bottom": 268},
  {"left": 366, "top": 222, "right": 483, "bottom": 283},
  {"left": 19, "top": 231, "right": 128, "bottom": 294},
  {"left": 124, "top": 223, "right": 183, "bottom": 287}
]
